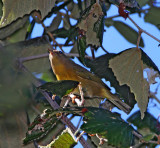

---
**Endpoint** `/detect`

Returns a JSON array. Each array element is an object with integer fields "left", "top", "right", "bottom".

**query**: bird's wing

[{"left": 73, "top": 62, "right": 111, "bottom": 90}]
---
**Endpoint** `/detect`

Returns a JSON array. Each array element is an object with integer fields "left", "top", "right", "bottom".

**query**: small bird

[{"left": 48, "top": 49, "right": 131, "bottom": 113}]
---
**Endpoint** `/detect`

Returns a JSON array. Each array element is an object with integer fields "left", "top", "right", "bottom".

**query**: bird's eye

[{"left": 59, "top": 51, "right": 63, "bottom": 54}]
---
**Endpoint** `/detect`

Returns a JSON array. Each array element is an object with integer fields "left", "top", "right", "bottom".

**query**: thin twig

[
  {"left": 19, "top": 53, "right": 92, "bottom": 63},
  {"left": 32, "top": 12, "right": 64, "bottom": 53},
  {"left": 128, "top": 16, "right": 160, "bottom": 43},
  {"left": 136, "top": 30, "right": 142, "bottom": 49},
  {"left": 91, "top": 47, "right": 95, "bottom": 59},
  {"left": 101, "top": 45, "right": 109, "bottom": 53},
  {"left": 150, "top": 92, "right": 160, "bottom": 104}
]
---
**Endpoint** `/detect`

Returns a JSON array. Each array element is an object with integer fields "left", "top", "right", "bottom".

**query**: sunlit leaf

[{"left": 39, "top": 128, "right": 77, "bottom": 148}]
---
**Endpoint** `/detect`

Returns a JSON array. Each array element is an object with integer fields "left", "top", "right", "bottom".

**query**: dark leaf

[
  {"left": 81, "top": 107, "right": 134, "bottom": 148},
  {"left": 127, "top": 111, "right": 160, "bottom": 135},
  {"left": 0, "top": 0, "right": 56, "bottom": 27},
  {"left": 38, "top": 80, "right": 79, "bottom": 98},
  {"left": 23, "top": 109, "right": 57, "bottom": 144},
  {"left": 77, "top": 36, "right": 87, "bottom": 63}
]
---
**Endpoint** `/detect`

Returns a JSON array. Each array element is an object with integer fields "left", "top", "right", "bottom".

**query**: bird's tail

[{"left": 105, "top": 91, "right": 131, "bottom": 114}]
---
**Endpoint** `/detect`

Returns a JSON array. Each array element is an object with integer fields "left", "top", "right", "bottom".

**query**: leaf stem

[{"left": 128, "top": 16, "right": 160, "bottom": 43}]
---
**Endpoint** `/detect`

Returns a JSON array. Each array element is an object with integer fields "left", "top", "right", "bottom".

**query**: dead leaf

[{"left": 77, "top": 2, "right": 103, "bottom": 47}]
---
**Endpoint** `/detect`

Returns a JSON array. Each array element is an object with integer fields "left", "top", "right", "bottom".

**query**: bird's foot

[{"left": 69, "top": 94, "right": 85, "bottom": 106}]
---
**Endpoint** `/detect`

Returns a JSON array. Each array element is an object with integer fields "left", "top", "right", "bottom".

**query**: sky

[{"left": 31, "top": 3, "right": 160, "bottom": 148}]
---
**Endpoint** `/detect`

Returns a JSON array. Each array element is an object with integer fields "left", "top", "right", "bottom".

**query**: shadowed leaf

[
  {"left": 127, "top": 111, "right": 160, "bottom": 135},
  {"left": 0, "top": 0, "right": 56, "bottom": 27},
  {"left": 1, "top": 36, "right": 50, "bottom": 73},
  {"left": 38, "top": 80, "right": 79, "bottom": 98},
  {"left": 81, "top": 107, "right": 134, "bottom": 147},
  {"left": 144, "top": 7, "right": 160, "bottom": 30}
]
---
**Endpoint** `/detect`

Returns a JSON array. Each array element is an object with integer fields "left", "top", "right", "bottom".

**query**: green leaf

[
  {"left": 81, "top": 107, "right": 134, "bottom": 148},
  {"left": 109, "top": 48, "right": 160, "bottom": 118},
  {"left": 37, "top": 80, "right": 79, "bottom": 98},
  {"left": 113, "top": 21, "right": 144, "bottom": 47},
  {"left": 144, "top": 7, "right": 160, "bottom": 30},
  {"left": 127, "top": 111, "right": 160, "bottom": 135},
  {"left": 23, "top": 109, "right": 58, "bottom": 144},
  {"left": 0, "top": 0, "right": 56, "bottom": 27},
  {"left": 85, "top": 54, "right": 136, "bottom": 107},
  {"left": 136, "top": 0, "right": 149, "bottom": 7},
  {"left": 39, "top": 128, "right": 77, "bottom": 148},
  {"left": 142, "top": 133, "right": 156, "bottom": 142},
  {"left": 77, "top": 36, "right": 87, "bottom": 63}
]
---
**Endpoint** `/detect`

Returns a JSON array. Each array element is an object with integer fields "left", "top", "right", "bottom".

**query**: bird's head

[{"left": 48, "top": 49, "right": 67, "bottom": 66}]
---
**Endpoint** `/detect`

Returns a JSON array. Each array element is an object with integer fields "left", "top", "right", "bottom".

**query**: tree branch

[
  {"left": 19, "top": 53, "right": 91, "bottom": 63},
  {"left": 128, "top": 16, "right": 160, "bottom": 43},
  {"left": 17, "top": 61, "right": 91, "bottom": 148}
]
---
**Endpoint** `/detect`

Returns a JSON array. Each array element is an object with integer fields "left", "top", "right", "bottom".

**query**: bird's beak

[{"left": 48, "top": 48, "right": 54, "bottom": 55}]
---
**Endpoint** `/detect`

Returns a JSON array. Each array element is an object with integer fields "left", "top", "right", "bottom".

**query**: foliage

[{"left": 0, "top": 0, "right": 160, "bottom": 148}]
